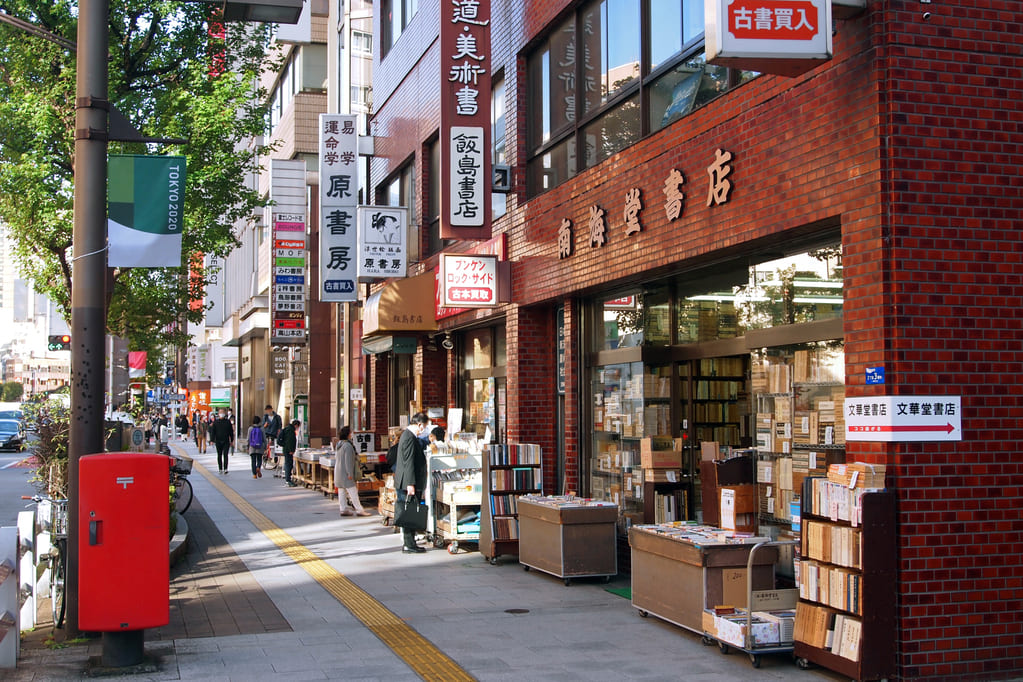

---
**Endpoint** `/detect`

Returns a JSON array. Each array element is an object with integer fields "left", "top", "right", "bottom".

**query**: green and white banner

[{"left": 108, "top": 154, "right": 186, "bottom": 267}]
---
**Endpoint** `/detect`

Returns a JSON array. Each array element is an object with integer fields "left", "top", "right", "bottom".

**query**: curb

[{"left": 169, "top": 511, "right": 189, "bottom": 566}]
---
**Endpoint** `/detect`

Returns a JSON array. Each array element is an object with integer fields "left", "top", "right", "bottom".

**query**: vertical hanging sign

[
  {"left": 318, "top": 114, "right": 359, "bottom": 302},
  {"left": 271, "top": 213, "right": 307, "bottom": 344},
  {"left": 440, "top": 0, "right": 491, "bottom": 240}
]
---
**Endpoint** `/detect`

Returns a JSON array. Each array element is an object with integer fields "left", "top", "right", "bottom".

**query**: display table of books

[
  {"left": 295, "top": 448, "right": 329, "bottom": 488},
  {"left": 629, "top": 524, "right": 777, "bottom": 634},
  {"left": 517, "top": 496, "right": 619, "bottom": 585}
]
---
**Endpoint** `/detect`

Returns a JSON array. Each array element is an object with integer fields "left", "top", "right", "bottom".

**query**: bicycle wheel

[
  {"left": 50, "top": 539, "right": 66, "bottom": 629},
  {"left": 262, "top": 452, "right": 279, "bottom": 470},
  {"left": 173, "top": 476, "right": 193, "bottom": 514}
]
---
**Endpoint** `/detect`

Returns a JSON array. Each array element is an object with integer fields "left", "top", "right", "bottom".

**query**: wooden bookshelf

[
  {"left": 793, "top": 481, "right": 896, "bottom": 680},
  {"left": 480, "top": 444, "right": 542, "bottom": 565}
]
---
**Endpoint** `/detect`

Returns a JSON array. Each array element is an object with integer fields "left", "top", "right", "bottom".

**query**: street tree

[{"left": 0, "top": 0, "right": 280, "bottom": 378}]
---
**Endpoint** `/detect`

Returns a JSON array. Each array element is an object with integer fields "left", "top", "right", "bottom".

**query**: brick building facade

[{"left": 365, "top": 1, "right": 1023, "bottom": 678}]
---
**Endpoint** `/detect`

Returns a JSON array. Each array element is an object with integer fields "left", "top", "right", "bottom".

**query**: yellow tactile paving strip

[{"left": 195, "top": 460, "right": 475, "bottom": 682}]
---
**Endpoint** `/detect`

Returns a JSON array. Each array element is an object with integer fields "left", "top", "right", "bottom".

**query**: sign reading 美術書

[
  {"left": 108, "top": 154, "right": 186, "bottom": 267},
  {"left": 318, "top": 114, "right": 359, "bottom": 302}
]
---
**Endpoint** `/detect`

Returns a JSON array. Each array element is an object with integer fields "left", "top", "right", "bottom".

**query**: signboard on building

[
  {"left": 557, "top": 306, "right": 566, "bottom": 395},
  {"left": 357, "top": 206, "right": 407, "bottom": 279},
  {"left": 271, "top": 213, "right": 307, "bottom": 344},
  {"left": 435, "top": 234, "right": 506, "bottom": 320},
  {"left": 705, "top": 0, "right": 832, "bottom": 77},
  {"left": 205, "top": 253, "right": 225, "bottom": 326},
  {"left": 440, "top": 254, "right": 497, "bottom": 308},
  {"left": 845, "top": 395, "right": 962, "bottom": 442},
  {"left": 318, "top": 114, "right": 359, "bottom": 302},
  {"left": 271, "top": 351, "right": 289, "bottom": 378},
  {"left": 210, "top": 386, "right": 232, "bottom": 408},
  {"left": 439, "top": 0, "right": 491, "bottom": 240}
]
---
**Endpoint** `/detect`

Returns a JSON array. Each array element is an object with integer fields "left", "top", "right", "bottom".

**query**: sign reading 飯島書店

[
  {"left": 357, "top": 206, "right": 407, "bottom": 280},
  {"left": 845, "top": 396, "right": 962, "bottom": 442},
  {"left": 705, "top": 0, "right": 833, "bottom": 77},
  {"left": 108, "top": 154, "right": 186, "bottom": 267},
  {"left": 318, "top": 114, "right": 359, "bottom": 302},
  {"left": 440, "top": 253, "right": 497, "bottom": 308},
  {"left": 440, "top": 0, "right": 491, "bottom": 240},
  {"left": 271, "top": 213, "right": 307, "bottom": 344}
]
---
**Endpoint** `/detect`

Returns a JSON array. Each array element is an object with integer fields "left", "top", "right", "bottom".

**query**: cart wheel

[
  {"left": 433, "top": 537, "right": 445, "bottom": 549},
  {"left": 796, "top": 657, "right": 810, "bottom": 670},
  {"left": 564, "top": 578, "right": 572, "bottom": 586},
  {"left": 718, "top": 642, "right": 729, "bottom": 655},
  {"left": 750, "top": 654, "right": 761, "bottom": 669},
  {"left": 701, "top": 636, "right": 714, "bottom": 646},
  {"left": 447, "top": 542, "right": 458, "bottom": 554},
  {"left": 489, "top": 557, "right": 498, "bottom": 565},
  {"left": 522, "top": 565, "right": 530, "bottom": 571},
  {"left": 603, "top": 575, "right": 612, "bottom": 584},
  {"left": 638, "top": 610, "right": 649, "bottom": 618}
]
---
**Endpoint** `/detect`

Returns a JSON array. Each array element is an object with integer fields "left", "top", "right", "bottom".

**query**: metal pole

[{"left": 68, "top": 0, "right": 109, "bottom": 640}]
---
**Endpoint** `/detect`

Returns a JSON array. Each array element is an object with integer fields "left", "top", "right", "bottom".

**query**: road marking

[{"left": 190, "top": 454, "right": 474, "bottom": 682}]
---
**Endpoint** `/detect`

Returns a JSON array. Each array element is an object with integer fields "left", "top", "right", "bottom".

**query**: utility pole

[{"left": 67, "top": 0, "right": 109, "bottom": 641}]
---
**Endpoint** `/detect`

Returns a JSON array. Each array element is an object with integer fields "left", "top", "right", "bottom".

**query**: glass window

[
  {"left": 427, "top": 138, "right": 445, "bottom": 256},
  {"left": 463, "top": 329, "right": 493, "bottom": 370},
  {"left": 224, "top": 363, "right": 237, "bottom": 381},
  {"left": 381, "top": 0, "right": 417, "bottom": 57},
  {"left": 352, "top": 30, "right": 372, "bottom": 54},
  {"left": 527, "top": 0, "right": 755, "bottom": 197},
  {"left": 492, "top": 76, "right": 507, "bottom": 219}
]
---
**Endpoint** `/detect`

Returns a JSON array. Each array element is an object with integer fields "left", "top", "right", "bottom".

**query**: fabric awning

[{"left": 362, "top": 271, "right": 438, "bottom": 336}]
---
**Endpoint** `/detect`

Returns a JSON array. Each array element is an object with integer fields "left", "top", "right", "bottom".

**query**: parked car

[{"left": 0, "top": 419, "right": 25, "bottom": 451}]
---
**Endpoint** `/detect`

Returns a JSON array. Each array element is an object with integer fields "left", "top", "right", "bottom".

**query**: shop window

[
  {"left": 463, "top": 328, "right": 493, "bottom": 370},
  {"left": 526, "top": 0, "right": 755, "bottom": 197}
]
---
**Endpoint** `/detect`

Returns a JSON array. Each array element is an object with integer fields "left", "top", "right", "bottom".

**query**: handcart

[
  {"left": 426, "top": 451, "right": 483, "bottom": 554},
  {"left": 701, "top": 539, "right": 800, "bottom": 669}
]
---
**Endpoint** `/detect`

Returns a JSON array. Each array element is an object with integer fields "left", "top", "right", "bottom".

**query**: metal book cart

[
  {"left": 700, "top": 539, "right": 800, "bottom": 669},
  {"left": 425, "top": 450, "right": 484, "bottom": 554}
]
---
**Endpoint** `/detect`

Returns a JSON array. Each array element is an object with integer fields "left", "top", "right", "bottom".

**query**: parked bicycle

[
  {"left": 262, "top": 442, "right": 280, "bottom": 470},
  {"left": 171, "top": 454, "right": 194, "bottom": 514},
  {"left": 23, "top": 494, "right": 68, "bottom": 629}
]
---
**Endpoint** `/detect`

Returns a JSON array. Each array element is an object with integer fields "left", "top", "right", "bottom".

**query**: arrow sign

[{"left": 846, "top": 396, "right": 961, "bottom": 442}]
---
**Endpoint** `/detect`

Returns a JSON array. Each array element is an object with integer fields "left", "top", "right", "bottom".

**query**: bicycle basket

[{"left": 171, "top": 455, "right": 193, "bottom": 475}]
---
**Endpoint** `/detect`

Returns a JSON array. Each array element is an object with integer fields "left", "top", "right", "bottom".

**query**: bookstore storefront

[
  {"left": 584, "top": 235, "right": 846, "bottom": 537},
  {"left": 456, "top": 324, "right": 507, "bottom": 443}
]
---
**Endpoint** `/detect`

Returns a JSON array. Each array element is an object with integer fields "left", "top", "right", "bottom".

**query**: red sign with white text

[{"left": 727, "top": 1, "right": 821, "bottom": 40}]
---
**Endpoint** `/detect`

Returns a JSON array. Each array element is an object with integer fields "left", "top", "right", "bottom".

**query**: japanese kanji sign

[
  {"left": 845, "top": 396, "right": 962, "bottom": 442},
  {"left": 435, "top": 233, "right": 506, "bottom": 319},
  {"left": 440, "top": 0, "right": 491, "bottom": 240},
  {"left": 441, "top": 253, "right": 497, "bottom": 308},
  {"left": 357, "top": 206, "right": 407, "bottom": 279},
  {"left": 705, "top": 0, "right": 832, "bottom": 77},
  {"left": 271, "top": 213, "right": 307, "bottom": 344},
  {"left": 318, "top": 114, "right": 359, "bottom": 302}
]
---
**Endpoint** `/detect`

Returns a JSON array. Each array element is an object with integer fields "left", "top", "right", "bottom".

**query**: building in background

[{"left": 361, "top": 0, "right": 1023, "bottom": 679}]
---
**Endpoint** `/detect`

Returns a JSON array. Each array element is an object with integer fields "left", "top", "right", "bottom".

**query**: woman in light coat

[{"left": 334, "top": 426, "right": 370, "bottom": 516}]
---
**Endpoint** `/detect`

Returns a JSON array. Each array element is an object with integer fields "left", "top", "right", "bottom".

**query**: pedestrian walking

[
  {"left": 261, "top": 404, "right": 282, "bottom": 461},
  {"left": 195, "top": 412, "right": 208, "bottom": 454},
  {"left": 395, "top": 412, "right": 430, "bottom": 553},
  {"left": 227, "top": 409, "right": 236, "bottom": 455},
  {"left": 246, "top": 416, "right": 265, "bottom": 479},
  {"left": 143, "top": 414, "right": 153, "bottom": 447},
  {"left": 210, "top": 409, "right": 235, "bottom": 474},
  {"left": 335, "top": 426, "right": 370, "bottom": 516},
  {"left": 279, "top": 419, "right": 300, "bottom": 487},
  {"left": 176, "top": 413, "right": 189, "bottom": 441}
]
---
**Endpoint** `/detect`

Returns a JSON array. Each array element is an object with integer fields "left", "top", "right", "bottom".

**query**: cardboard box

[
  {"left": 714, "top": 610, "right": 781, "bottom": 648},
  {"left": 640, "top": 437, "right": 683, "bottom": 468}
]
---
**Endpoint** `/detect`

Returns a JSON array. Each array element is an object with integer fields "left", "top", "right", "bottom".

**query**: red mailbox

[{"left": 79, "top": 452, "right": 172, "bottom": 631}]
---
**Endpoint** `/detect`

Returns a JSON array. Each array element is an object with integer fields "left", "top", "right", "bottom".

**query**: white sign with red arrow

[{"left": 845, "top": 396, "right": 961, "bottom": 442}]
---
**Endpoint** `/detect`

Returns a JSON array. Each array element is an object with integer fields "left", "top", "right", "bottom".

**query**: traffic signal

[{"left": 47, "top": 334, "right": 72, "bottom": 351}]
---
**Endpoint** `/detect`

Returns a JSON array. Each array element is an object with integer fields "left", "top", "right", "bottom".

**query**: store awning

[
  {"left": 362, "top": 271, "right": 438, "bottom": 337},
  {"left": 362, "top": 336, "right": 418, "bottom": 355}
]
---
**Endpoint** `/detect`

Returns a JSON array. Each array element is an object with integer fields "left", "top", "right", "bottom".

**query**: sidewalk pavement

[{"left": 11, "top": 440, "right": 843, "bottom": 681}]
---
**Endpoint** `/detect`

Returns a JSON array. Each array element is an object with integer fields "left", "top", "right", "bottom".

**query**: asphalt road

[{"left": 0, "top": 449, "right": 40, "bottom": 527}]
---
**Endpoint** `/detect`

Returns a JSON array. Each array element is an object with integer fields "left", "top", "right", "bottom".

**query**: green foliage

[
  {"left": 0, "top": 0, "right": 281, "bottom": 362},
  {"left": 22, "top": 395, "right": 70, "bottom": 498},
  {"left": 1, "top": 381, "right": 25, "bottom": 401}
]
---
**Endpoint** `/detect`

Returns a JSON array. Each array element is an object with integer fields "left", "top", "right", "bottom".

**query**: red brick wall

[{"left": 370, "top": 2, "right": 1023, "bottom": 677}]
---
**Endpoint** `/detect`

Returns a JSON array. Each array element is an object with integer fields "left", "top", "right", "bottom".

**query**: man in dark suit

[
  {"left": 395, "top": 411, "right": 430, "bottom": 553},
  {"left": 209, "top": 409, "right": 235, "bottom": 474}
]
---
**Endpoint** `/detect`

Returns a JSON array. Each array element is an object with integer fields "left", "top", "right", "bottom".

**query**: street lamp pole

[{"left": 67, "top": 0, "right": 109, "bottom": 641}]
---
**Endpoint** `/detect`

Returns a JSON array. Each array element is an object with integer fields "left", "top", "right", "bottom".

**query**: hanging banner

[
  {"left": 271, "top": 213, "right": 307, "bottom": 344},
  {"left": 439, "top": 0, "right": 491, "bottom": 240},
  {"left": 705, "top": 0, "right": 832, "bottom": 77},
  {"left": 128, "top": 351, "right": 147, "bottom": 379},
  {"left": 108, "top": 154, "right": 186, "bottom": 267},
  {"left": 318, "top": 114, "right": 359, "bottom": 302},
  {"left": 357, "top": 206, "right": 407, "bottom": 280},
  {"left": 205, "top": 253, "right": 225, "bottom": 326}
]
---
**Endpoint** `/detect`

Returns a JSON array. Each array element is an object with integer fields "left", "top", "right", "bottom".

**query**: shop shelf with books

[
  {"left": 479, "top": 444, "right": 542, "bottom": 565},
  {"left": 793, "top": 479, "right": 895, "bottom": 680}
]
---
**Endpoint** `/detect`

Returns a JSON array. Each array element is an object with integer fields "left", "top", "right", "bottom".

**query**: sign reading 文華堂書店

[
  {"left": 844, "top": 396, "right": 962, "bottom": 442},
  {"left": 705, "top": 0, "right": 833, "bottom": 77},
  {"left": 440, "top": 0, "right": 491, "bottom": 240}
]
